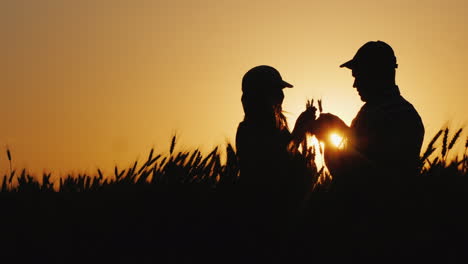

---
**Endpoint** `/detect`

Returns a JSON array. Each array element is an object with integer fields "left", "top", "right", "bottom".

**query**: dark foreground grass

[{"left": 0, "top": 127, "right": 466, "bottom": 263}]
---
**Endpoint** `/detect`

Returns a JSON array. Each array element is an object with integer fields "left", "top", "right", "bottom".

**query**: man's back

[
  {"left": 325, "top": 86, "right": 424, "bottom": 194},
  {"left": 350, "top": 86, "right": 424, "bottom": 174}
]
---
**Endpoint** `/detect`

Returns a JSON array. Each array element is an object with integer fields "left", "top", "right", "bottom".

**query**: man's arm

[{"left": 309, "top": 113, "right": 373, "bottom": 179}]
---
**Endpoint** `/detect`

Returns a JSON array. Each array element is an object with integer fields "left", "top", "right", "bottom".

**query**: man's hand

[{"left": 313, "top": 113, "right": 349, "bottom": 142}]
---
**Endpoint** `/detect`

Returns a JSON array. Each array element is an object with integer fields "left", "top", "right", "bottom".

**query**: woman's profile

[
  {"left": 236, "top": 65, "right": 315, "bottom": 194},
  {"left": 235, "top": 65, "right": 319, "bottom": 260}
]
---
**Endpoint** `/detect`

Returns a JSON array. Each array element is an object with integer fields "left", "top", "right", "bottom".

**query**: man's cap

[
  {"left": 340, "top": 41, "right": 398, "bottom": 70},
  {"left": 242, "top": 65, "right": 293, "bottom": 93}
]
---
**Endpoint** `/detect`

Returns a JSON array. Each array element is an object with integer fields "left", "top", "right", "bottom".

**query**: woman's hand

[{"left": 292, "top": 107, "right": 317, "bottom": 142}]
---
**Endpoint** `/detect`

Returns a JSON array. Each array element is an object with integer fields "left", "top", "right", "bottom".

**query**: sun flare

[{"left": 330, "top": 133, "right": 344, "bottom": 148}]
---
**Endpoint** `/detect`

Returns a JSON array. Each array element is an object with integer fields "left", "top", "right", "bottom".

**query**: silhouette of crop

[
  {"left": 0, "top": 125, "right": 465, "bottom": 193},
  {"left": 0, "top": 127, "right": 466, "bottom": 263},
  {"left": 420, "top": 126, "right": 466, "bottom": 175}
]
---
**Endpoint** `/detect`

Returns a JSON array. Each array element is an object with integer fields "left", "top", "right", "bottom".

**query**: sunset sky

[{"left": 1, "top": 0, "right": 467, "bottom": 175}]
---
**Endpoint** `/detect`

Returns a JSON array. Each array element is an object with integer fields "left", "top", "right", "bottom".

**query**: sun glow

[{"left": 330, "top": 133, "right": 344, "bottom": 148}]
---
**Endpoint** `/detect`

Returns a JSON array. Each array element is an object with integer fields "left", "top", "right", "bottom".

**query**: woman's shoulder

[
  {"left": 237, "top": 120, "right": 291, "bottom": 138},
  {"left": 237, "top": 120, "right": 268, "bottom": 135}
]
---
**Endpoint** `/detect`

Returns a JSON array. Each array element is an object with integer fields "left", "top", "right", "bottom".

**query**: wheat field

[{"left": 0, "top": 127, "right": 466, "bottom": 262}]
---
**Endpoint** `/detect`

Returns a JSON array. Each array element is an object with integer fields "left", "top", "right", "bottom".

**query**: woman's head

[
  {"left": 242, "top": 65, "right": 292, "bottom": 91},
  {"left": 241, "top": 65, "right": 293, "bottom": 128}
]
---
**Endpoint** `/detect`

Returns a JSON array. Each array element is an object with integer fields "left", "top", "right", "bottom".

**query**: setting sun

[{"left": 330, "top": 133, "right": 344, "bottom": 148}]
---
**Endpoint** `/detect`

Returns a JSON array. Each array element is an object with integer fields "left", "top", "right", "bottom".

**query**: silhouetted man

[
  {"left": 307, "top": 40, "right": 425, "bottom": 261},
  {"left": 313, "top": 41, "right": 425, "bottom": 194}
]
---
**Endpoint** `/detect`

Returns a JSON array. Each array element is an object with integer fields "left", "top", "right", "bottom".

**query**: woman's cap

[{"left": 242, "top": 65, "right": 293, "bottom": 92}]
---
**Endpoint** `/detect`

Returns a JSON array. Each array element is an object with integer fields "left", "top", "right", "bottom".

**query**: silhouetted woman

[
  {"left": 235, "top": 66, "right": 316, "bottom": 259},
  {"left": 236, "top": 65, "right": 313, "bottom": 190}
]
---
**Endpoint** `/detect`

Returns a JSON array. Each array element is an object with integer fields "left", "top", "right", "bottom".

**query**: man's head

[{"left": 340, "top": 41, "right": 398, "bottom": 102}]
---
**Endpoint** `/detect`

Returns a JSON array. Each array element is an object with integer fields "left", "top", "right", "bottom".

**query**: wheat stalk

[
  {"left": 442, "top": 127, "right": 449, "bottom": 158},
  {"left": 448, "top": 128, "right": 462, "bottom": 151},
  {"left": 170, "top": 135, "right": 177, "bottom": 155},
  {"left": 420, "top": 129, "right": 443, "bottom": 164},
  {"left": 6, "top": 148, "right": 12, "bottom": 174}
]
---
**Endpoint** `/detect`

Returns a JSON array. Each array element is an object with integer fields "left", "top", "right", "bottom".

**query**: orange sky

[{"left": 1, "top": 0, "right": 467, "bottom": 175}]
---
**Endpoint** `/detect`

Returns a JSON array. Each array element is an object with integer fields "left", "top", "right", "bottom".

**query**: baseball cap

[
  {"left": 242, "top": 65, "right": 293, "bottom": 93},
  {"left": 340, "top": 41, "right": 398, "bottom": 70}
]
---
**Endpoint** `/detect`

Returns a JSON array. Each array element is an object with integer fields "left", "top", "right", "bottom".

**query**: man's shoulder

[
  {"left": 353, "top": 95, "right": 424, "bottom": 131},
  {"left": 369, "top": 96, "right": 421, "bottom": 120},
  {"left": 376, "top": 95, "right": 412, "bottom": 111}
]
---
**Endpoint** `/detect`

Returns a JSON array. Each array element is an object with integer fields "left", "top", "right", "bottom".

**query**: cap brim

[
  {"left": 340, "top": 59, "right": 355, "bottom": 69},
  {"left": 282, "top": 80, "right": 293, "bottom": 88}
]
